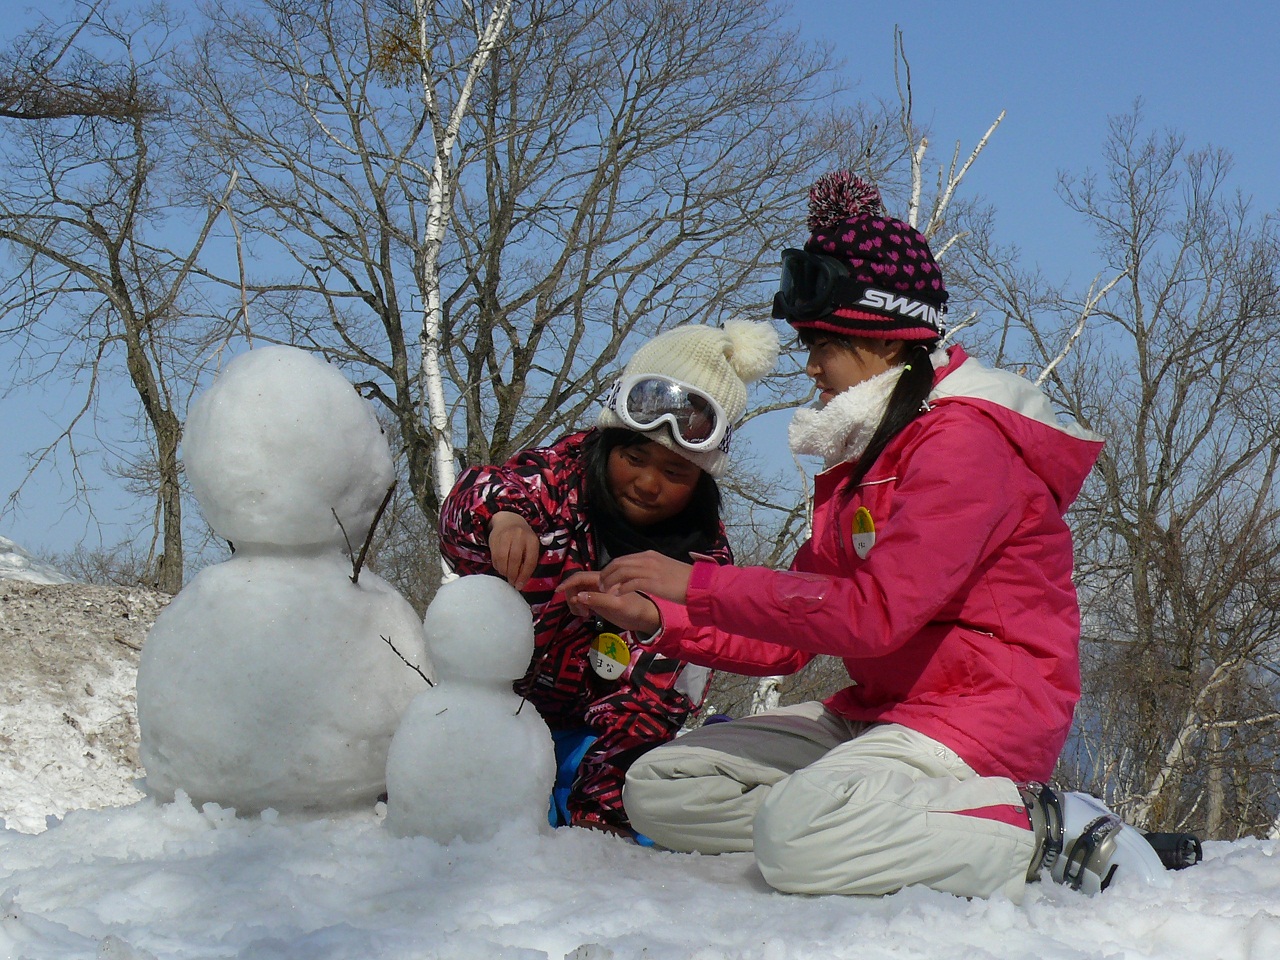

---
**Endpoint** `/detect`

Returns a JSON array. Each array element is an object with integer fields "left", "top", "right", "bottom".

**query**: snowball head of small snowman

[{"left": 424, "top": 574, "right": 536, "bottom": 684}]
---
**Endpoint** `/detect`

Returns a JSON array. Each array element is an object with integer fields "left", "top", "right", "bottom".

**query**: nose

[
  {"left": 805, "top": 350, "right": 821, "bottom": 379},
  {"left": 633, "top": 467, "right": 662, "bottom": 497}
]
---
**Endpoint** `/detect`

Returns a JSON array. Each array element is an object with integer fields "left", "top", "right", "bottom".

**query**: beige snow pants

[{"left": 623, "top": 701, "right": 1038, "bottom": 901}]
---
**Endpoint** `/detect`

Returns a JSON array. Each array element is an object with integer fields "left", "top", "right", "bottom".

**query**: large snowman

[
  {"left": 136, "top": 345, "right": 433, "bottom": 814},
  {"left": 385, "top": 574, "right": 555, "bottom": 842}
]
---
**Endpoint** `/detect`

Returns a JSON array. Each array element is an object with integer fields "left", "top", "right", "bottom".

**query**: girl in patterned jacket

[
  {"left": 437, "top": 320, "right": 778, "bottom": 835},
  {"left": 564, "top": 173, "right": 1172, "bottom": 897}
]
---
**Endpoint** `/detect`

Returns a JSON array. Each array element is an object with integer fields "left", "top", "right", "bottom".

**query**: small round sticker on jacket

[
  {"left": 589, "top": 631, "right": 630, "bottom": 679},
  {"left": 851, "top": 506, "right": 876, "bottom": 559}
]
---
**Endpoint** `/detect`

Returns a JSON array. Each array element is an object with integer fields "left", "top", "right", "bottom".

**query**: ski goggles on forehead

[
  {"left": 772, "top": 247, "right": 948, "bottom": 329},
  {"left": 603, "top": 374, "right": 731, "bottom": 453},
  {"left": 772, "top": 248, "right": 856, "bottom": 321}
]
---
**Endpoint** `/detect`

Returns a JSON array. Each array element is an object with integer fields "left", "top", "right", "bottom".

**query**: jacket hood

[{"left": 930, "top": 346, "right": 1104, "bottom": 512}]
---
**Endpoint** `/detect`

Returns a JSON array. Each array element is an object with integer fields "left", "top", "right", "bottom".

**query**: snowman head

[
  {"left": 424, "top": 575, "right": 535, "bottom": 683},
  {"left": 183, "top": 345, "right": 395, "bottom": 549}
]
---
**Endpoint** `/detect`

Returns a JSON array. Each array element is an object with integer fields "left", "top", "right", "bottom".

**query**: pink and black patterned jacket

[{"left": 438, "top": 429, "right": 733, "bottom": 829}]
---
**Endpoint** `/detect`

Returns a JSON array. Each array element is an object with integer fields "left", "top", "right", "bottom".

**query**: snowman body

[
  {"left": 136, "top": 346, "right": 432, "bottom": 814},
  {"left": 385, "top": 575, "right": 555, "bottom": 842}
]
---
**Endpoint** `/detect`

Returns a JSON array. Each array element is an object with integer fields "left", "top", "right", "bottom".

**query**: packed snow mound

[
  {"left": 0, "top": 579, "right": 169, "bottom": 833},
  {"left": 136, "top": 552, "right": 431, "bottom": 814},
  {"left": 0, "top": 535, "right": 73, "bottom": 585},
  {"left": 0, "top": 795, "right": 1275, "bottom": 960},
  {"left": 182, "top": 346, "right": 396, "bottom": 548}
]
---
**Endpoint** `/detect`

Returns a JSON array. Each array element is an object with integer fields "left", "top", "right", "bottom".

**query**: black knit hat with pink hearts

[{"left": 792, "top": 171, "right": 948, "bottom": 341}]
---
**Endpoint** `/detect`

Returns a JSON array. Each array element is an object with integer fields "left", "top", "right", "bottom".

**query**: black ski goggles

[
  {"left": 603, "top": 374, "right": 730, "bottom": 453},
  {"left": 772, "top": 248, "right": 948, "bottom": 331},
  {"left": 772, "top": 248, "right": 857, "bottom": 321}
]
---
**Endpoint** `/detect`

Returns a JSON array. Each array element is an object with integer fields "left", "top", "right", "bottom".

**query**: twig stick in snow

[
  {"left": 333, "top": 508, "right": 356, "bottom": 570},
  {"left": 382, "top": 635, "right": 434, "bottom": 686},
  {"left": 352, "top": 482, "right": 396, "bottom": 584}
]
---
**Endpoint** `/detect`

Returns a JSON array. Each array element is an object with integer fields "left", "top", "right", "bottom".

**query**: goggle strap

[{"left": 779, "top": 278, "right": 947, "bottom": 325}]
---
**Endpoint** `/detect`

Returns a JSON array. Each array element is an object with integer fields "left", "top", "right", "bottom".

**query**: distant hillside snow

[{"left": 0, "top": 535, "right": 74, "bottom": 585}]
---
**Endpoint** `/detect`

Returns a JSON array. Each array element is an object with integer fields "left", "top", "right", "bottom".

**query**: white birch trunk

[
  {"left": 1124, "top": 657, "right": 1253, "bottom": 825},
  {"left": 411, "top": 0, "right": 513, "bottom": 580}
]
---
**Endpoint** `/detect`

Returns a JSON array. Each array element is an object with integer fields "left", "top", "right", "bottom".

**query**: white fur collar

[
  {"left": 788, "top": 365, "right": 904, "bottom": 469},
  {"left": 788, "top": 349, "right": 950, "bottom": 469}
]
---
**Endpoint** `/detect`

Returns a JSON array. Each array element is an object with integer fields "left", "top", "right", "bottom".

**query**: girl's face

[
  {"left": 606, "top": 441, "right": 700, "bottom": 526},
  {"left": 803, "top": 334, "right": 905, "bottom": 406}
]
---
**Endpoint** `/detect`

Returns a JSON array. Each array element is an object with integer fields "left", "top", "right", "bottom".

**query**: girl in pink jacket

[{"left": 564, "top": 173, "right": 1172, "bottom": 899}]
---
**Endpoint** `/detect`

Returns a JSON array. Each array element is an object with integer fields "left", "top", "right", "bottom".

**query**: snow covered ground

[
  {"left": 2, "top": 794, "right": 1278, "bottom": 960},
  {"left": 3, "top": 535, "right": 1279, "bottom": 960}
]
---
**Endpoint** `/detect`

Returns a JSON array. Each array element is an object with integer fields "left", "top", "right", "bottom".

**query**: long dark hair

[
  {"left": 580, "top": 427, "right": 723, "bottom": 553},
  {"left": 801, "top": 332, "right": 939, "bottom": 488}
]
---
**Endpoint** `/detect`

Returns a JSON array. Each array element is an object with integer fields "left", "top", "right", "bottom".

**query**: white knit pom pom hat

[{"left": 597, "top": 319, "right": 780, "bottom": 477}]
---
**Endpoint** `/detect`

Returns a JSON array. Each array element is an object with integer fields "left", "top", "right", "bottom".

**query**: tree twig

[
  {"left": 382, "top": 634, "right": 433, "bottom": 686},
  {"left": 332, "top": 507, "right": 356, "bottom": 573},
  {"left": 352, "top": 482, "right": 396, "bottom": 584}
]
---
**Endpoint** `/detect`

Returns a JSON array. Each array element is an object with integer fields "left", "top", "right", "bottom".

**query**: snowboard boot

[{"left": 1020, "top": 783, "right": 1169, "bottom": 894}]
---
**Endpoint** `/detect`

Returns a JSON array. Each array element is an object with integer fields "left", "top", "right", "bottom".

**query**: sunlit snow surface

[
  {"left": 0, "top": 536, "right": 72, "bottom": 585},
  {"left": 0, "top": 794, "right": 1277, "bottom": 960}
]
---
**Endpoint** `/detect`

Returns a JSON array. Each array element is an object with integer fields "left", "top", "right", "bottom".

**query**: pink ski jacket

[{"left": 648, "top": 346, "right": 1104, "bottom": 782}]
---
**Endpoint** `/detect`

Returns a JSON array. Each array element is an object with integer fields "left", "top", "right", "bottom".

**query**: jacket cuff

[
  {"left": 644, "top": 595, "right": 692, "bottom": 653},
  {"left": 685, "top": 560, "right": 720, "bottom": 625}
]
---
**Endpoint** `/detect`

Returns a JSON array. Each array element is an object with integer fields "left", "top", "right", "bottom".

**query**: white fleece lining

[{"left": 788, "top": 349, "right": 950, "bottom": 470}]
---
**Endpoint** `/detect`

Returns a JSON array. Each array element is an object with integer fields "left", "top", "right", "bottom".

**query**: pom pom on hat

[
  {"left": 807, "top": 171, "right": 885, "bottom": 232},
  {"left": 596, "top": 320, "right": 780, "bottom": 478},
  {"left": 720, "top": 317, "right": 781, "bottom": 384}
]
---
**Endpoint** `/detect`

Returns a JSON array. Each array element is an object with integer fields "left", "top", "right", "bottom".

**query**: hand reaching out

[
  {"left": 559, "top": 551, "right": 695, "bottom": 635},
  {"left": 560, "top": 570, "right": 663, "bottom": 634},
  {"left": 487, "top": 511, "right": 540, "bottom": 590},
  {"left": 598, "top": 551, "right": 694, "bottom": 604}
]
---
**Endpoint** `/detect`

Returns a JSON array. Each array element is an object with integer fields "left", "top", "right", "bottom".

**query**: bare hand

[
  {"left": 598, "top": 551, "right": 694, "bottom": 604},
  {"left": 560, "top": 570, "right": 603, "bottom": 617},
  {"left": 559, "top": 570, "right": 662, "bottom": 634},
  {"left": 488, "top": 511, "right": 539, "bottom": 590}
]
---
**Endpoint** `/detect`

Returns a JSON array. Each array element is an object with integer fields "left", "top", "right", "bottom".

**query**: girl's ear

[{"left": 880, "top": 339, "right": 910, "bottom": 365}]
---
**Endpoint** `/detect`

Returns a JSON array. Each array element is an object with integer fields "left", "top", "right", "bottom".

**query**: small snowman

[
  {"left": 136, "top": 345, "right": 432, "bottom": 814},
  {"left": 384, "top": 574, "right": 555, "bottom": 842}
]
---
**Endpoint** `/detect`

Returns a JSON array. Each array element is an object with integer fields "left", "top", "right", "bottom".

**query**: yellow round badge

[
  {"left": 589, "top": 631, "right": 630, "bottom": 680},
  {"left": 851, "top": 506, "right": 876, "bottom": 559}
]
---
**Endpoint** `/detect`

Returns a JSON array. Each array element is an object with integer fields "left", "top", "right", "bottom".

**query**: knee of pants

[{"left": 621, "top": 754, "right": 671, "bottom": 825}]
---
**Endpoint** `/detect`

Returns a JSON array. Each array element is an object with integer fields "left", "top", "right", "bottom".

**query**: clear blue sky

[
  {"left": 3, "top": 0, "right": 1278, "bottom": 558},
  {"left": 783, "top": 0, "right": 1280, "bottom": 277}
]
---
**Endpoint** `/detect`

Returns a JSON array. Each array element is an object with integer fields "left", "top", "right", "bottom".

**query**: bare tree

[
  {"left": 373, "top": 0, "right": 513, "bottom": 512},
  {"left": 0, "top": 0, "right": 162, "bottom": 122},
  {"left": 0, "top": 5, "right": 236, "bottom": 593},
  {"left": 179, "top": 0, "right": 851, "bottom": 533},
  {"left": 969, "top": 106, "right": 1280, "bottom": 837}
]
